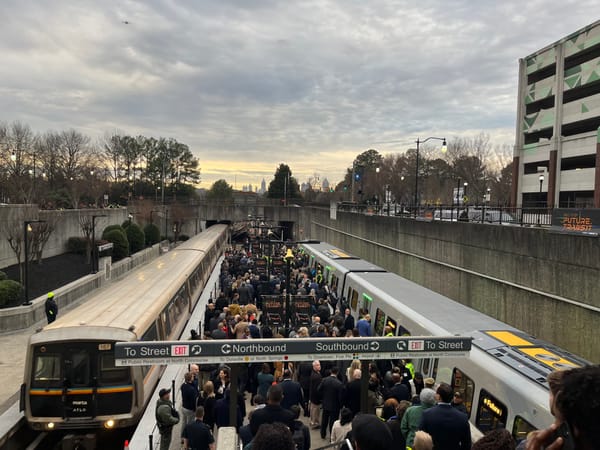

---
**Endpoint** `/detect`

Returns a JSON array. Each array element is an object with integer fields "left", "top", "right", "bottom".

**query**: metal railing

[{"left": 336, "top": 203, "right": 556, "bottom": 227}]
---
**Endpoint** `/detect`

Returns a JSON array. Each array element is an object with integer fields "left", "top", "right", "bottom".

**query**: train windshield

[
  {"left": 66, "top": 350, "right": 90, "bottom": 387},
  {"left": 33, "top": 354, "right": 61, "bottom": 387}
]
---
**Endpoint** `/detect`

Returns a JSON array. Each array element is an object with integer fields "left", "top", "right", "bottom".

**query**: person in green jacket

[
  {"left": 156, "top": 388, "right": 180, "bottom": 450},
  {"left": 401, "top": 388, "right": 436, "bottom": 448}
]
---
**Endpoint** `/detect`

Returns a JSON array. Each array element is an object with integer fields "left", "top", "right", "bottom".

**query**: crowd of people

[{"left": 153, "top": 244, "right": 599, "bottom": 450}]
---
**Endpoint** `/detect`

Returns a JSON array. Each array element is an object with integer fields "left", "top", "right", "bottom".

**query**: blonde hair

[
  {"left": 413, "top": 431, "right": 433, "bottom": 450},
  {"left": 203, "top": 381, "right": 215, "bottom": 397}
]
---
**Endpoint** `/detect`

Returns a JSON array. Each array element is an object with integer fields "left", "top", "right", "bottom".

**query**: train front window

[
  {"left": 67, "top": 351, "right": 90, "bottom": 387},
  {"left": 33, "top": 354, "right": 61, "bottom": 387},
  {"left": 512, "top": 416, "right": 537, "bottom": 445},
  {"left": 99, "top": 353, "right": 130, "bottom": 385},
  {"left": 475, "top": 389, "right": 508, "bottom": 432}
]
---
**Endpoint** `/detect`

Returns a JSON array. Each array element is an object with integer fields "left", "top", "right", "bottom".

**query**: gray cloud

[{"left": 0, "top": 0, "right": 597, "bottom": 186}]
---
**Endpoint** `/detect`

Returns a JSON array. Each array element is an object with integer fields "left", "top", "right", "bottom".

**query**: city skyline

[{"left": 1, "top": 1, "right": 597, "bottom": 188}]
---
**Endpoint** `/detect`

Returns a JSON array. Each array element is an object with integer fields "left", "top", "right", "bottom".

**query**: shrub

[
  {"left": 0, "top": 271, "right": 7, "bottom": 281},
  {"left": 0, "top": 280, "right": 24, "bottom": 307},
  {"left": 67, "top": 236, "right": 88, "bottom": 254},
  {"left": 144, "top": 224, "right": 161, "bottom": 246},
  {"left": 126, "top": 223, "right": 145, "bottom": 254},
  {"left": 103, "top": 229, "right": 129, "bottom": 261},
  {"left": 102, "top": 225, "right": 126, "bottom": 240},
  {"left": 122, "top": 220, "right": 132, "bottom": 229}
]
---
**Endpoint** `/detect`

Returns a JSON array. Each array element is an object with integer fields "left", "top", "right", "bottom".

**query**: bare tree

[
  {"left": 31, "top": 215, "right": 58, "bottom": 264},
  {"left": 0, "top": 206, "right": 38, "bottom": 282},
  {"left": 79, "top": 215, "right": 94, "bottom": 264}
]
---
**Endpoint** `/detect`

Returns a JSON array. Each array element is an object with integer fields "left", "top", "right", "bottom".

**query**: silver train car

[
  {"left": 21, "top": 224, "right": 229, "bottom": 432},
  {"left": 300, "top": 242, "right": 589, "bottom": 442}
]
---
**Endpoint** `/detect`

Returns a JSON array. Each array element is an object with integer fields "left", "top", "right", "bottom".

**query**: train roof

[
  {"left": 351, "top": 271, "right": 589, "bottom": 385},
  {"left": 39, "top": 225, "right": 227, "bottom": 339},
  {"left": 300, "top": 242, "right": 386, "bottom": 273}
]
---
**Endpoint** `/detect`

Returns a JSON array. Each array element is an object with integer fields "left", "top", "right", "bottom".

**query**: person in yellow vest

[{"left": 45, "top": 292, "right": 58, "bottom": 324}]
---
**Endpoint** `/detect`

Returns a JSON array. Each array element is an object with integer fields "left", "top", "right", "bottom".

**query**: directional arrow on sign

[
  {"left": 191, "top": 345, "right": 202, "bottom": 355},
  {"left": 396, "top": 341, "right": 407, "bottom": 351},
  {"left": 369, "top": 341, "right": 379, "bottom": 351},
  {"left": 221, "top": 344, "right": 231, "bottom": 355}
]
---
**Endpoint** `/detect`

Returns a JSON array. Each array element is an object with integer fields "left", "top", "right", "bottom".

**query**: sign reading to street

[{"left": 115, "top": 336, "right": 472, "bottom": 366}]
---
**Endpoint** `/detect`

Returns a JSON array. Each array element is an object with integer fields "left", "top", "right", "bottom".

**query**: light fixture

[
  {"left": 441, "top": 139, "right": 448, "bottom": 153},
  {"left": 539, "top": 174, "right": 545, "bottom": 182},
  {"left": 10, "top": 152, "right": 16, "bottom": 162},
  {"left": 285, "top": 248, "right": 294, "bottom": 261}
]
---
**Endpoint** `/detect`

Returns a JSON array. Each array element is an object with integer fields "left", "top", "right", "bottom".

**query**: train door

[{"left": 63, "top": 347, "right": 95, "bottom": 418}]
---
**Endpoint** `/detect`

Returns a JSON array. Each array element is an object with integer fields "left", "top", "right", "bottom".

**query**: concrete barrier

[{"left": 0, "top": 244, "right": 161, "bottom": 333}]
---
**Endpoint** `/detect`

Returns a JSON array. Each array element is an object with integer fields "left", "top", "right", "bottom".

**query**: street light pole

[
  {"left": 414, "top": 137, "right": 447, "bottom": 215},
  {"left": 538, "top": 174, "right": 545, "bottom": 226},
  {"left": 22, "top": 220, "right": 46, "bottom": 305},
  {"left": 284, "top": 248, "right": 294, "bottom": 337}
]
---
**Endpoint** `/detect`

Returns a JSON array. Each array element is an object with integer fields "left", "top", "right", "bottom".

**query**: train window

[
  {"left": 386, "top": 317, "right": 397, "bottom": 335},
  {"left": 350, "top": 289, "right": 358, "bottom": 311},
  {"left": 374, "top": 308, "right": 386, "bottom": 336},
  {"left": 142, "top": 323, "right": 159, "bottom": 341},
  {"left": 99, "top": 354, "right": 130, "bottom": 384},
  {"left": 451, "top": 368, "right": 475, "bottom": 415},
  {"left": 330, "top": 274, "right": 339, "bottom": 297},
  {"left": 162, "top": 309, "right": 171, "bottom": 336},
  {"left": 68, "top": 351, "right": 90, "bottom": 387},
  {"left": 361, "top": 293, "right": 372, "bottom": 313},
  {"left": 512, "top": 416, "right": 537, "bottom": 444},
  {"left": 475, "top": 388, "right": 508, "bottom": 432},
  {"left": 33, "top": 354, "right": 61, "bottom": 386}
]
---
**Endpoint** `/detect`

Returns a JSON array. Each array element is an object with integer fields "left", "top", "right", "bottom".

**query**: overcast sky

[{"left": 1, "top": 1, "right": 597, "bottom": 188}]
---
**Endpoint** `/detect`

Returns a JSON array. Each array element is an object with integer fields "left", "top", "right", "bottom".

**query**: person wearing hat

[
  {"left": 156, "top": 388, "right": 180, "bottom": 450},
  {"left": 45, "top": 292, "right": 58, "bottom": 324}
]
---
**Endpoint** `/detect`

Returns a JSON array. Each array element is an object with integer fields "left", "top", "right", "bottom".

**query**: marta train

[
  {"left": 300, "top": 241, "right": 589, "bottom": 442},
  {"left": 21, "top": 224, "right": 229, "bottom": 432}
]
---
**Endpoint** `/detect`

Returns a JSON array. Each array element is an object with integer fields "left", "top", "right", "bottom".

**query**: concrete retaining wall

[
  {"left": 0, "top": 206, "right": 128, "bottom": 270},
  {"left": 299, "top": 208, "right": 600, "bottom": 362},
  {"left": 0, "top": 244, "right": 161, "bottom": 332}
]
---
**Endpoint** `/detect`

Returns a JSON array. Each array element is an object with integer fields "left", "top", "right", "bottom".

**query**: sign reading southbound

[{"left": 115, "top": 336, "right": 471, "bottom": 366}]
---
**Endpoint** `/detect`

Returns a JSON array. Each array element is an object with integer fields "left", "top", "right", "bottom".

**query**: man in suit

[
  {"left": 343, "top": 368, "right": 362, "bottom": 416},
  {"left": 309, "top": 360, "right": 322, "bottom": 429},
  {"left": 317, "top": 366, "right": 344, "bottom": 440},
  {"left": 279, "top": 369, "right": 304, "bottom": 411},
  {"left": 250, "top": 384, "right": 295, "bottom": 436},
  {"left": 418, "top": 382, "right": 471, "bottom": 450}
]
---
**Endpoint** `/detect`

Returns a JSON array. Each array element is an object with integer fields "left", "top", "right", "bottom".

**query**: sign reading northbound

[{"left": 115, "top": 336, "right": 471, "bottom": 366}]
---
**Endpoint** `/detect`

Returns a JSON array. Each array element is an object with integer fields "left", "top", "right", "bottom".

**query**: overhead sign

[{"left": 115, "top": 336, "right": 472, "bottom": 366}]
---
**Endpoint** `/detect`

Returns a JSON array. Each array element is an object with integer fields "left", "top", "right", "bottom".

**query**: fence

[{"left": 336, "top": 203, "right": 556, "bottom": 227}]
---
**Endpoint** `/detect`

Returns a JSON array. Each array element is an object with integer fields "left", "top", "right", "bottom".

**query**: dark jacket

[
  {"left": 155, "top": 398, "right": 179, "bottom": 432},
  {"left": 343, "top": 379, "right": 362, "bottom": 415},
  {"left": 45, "top": 298, "right": 58, "bottom": 323},
  {"left": 419, "top": 403, "right": 471, "bottom": 450},
  {"left": 343, "top": 314, "right": 355, "bottom": 332},
  {"left": 317, "top": 375, "right": 344, "bottom": 412},
  {"left": 309, "top": 369, "right": 322, "bottom": 404},
  {"left": 279, "top": 378, "right": 304, "bottom": 411},
  {"left": 181, "top": 382, "right": 199, "bottom": 411},
  {"left": 249, "top": 404, "right": 295, "bottom": 436}
]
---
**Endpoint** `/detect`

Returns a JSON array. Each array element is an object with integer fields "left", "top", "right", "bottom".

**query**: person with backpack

[{"left": 156, "top": 388, "right": 180, "bottom": 450}]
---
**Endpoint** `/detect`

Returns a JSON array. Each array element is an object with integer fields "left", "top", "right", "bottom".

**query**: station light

[
  {"left": 47, "top": 422, "right": 55, "bottom": 430},
  {"left": 104, "top": 419, "right": 115, "bottom": 429}
]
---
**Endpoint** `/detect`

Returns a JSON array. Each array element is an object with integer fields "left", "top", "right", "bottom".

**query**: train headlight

[
  {"left": 104, "top": 419, "right": 115, "bottom": 429},
  {"left": 47, "top": 422, "right": 55, "bottom": 430}
]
